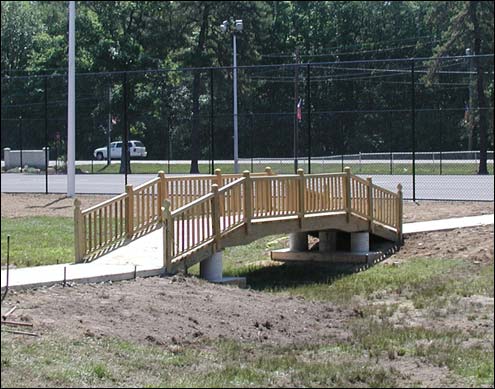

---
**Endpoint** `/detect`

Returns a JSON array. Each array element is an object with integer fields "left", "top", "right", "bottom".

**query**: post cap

[
  {"left": 74, "top": 198, "right": 81, "bottom": 207},
  {"left": 215, "top": 168, "right": 222, "bottom": 175},
  {"left": 242, "top": 170, "right": 250, "bottom": 177},
  {"left": 344, "top": 167, "right": 351, "bottom": 173},
  {"left": 297, "top": 168, "right": 304, "bottom": 175}
]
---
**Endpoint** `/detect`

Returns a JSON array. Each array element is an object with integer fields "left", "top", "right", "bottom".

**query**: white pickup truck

[{"left": 94, "top": 140, "right": 147, "bottom": 160}]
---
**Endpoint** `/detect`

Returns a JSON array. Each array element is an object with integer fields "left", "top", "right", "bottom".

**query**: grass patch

[
  {"left": 349, "top": 317, "right": 494, "bottom": 387},
  {"left": 232, "top": 255, "right": 493, "bottom": 306},
  {"left": 0, "top": 335, "right": 399, "bottom": 388},
  {"left": 76, "top": 161, "right": 493, "bottom": 175},
  {"left": 1, "top": 217, "right": 73, "bottom": 267}
]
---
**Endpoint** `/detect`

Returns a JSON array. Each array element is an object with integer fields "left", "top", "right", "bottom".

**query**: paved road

[{"left": 1, "top": 173, "right": 493, "bottom": 201}]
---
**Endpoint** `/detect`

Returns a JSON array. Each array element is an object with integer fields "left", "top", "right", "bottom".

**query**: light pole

[{"left": 220, "top": 19, "right": 243, "bottom": 173}]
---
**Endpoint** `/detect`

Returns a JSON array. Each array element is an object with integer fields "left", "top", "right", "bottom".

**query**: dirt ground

[{"left": 1, "top": 194, "right": 493, "bottom": 387}]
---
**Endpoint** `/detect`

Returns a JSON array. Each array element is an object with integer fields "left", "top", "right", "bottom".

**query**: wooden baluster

[
  {"left": 344, "top": 167, "right": 351, "bottom": 222},
  {"left": 103, "top": 206, "right": 108, "bottom": 245},
  {"left": 367, "top": 177, "right": 374, "bottom": 233},
  {"left": 243, "top": 171, "right": 252, "bottom": 233},
  {"left": 298, "top": 169, "right": 305, "bottom": 228},
  {"left": 98, "top": 209, "right": 102, "bottom": 248},
  {"left": 125, "top": 184, "right": 134, "bottom": 239}
]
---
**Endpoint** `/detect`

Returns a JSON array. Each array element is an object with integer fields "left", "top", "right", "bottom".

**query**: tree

[{"left": 425, "top": 1, "right": 493, "bottom": 174}]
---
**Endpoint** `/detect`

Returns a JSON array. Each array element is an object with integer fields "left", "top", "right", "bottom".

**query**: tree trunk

[
  {"left": 189, "top": 4, "right": 210, "bottom": 174},
  {"left": 469, "top": 1, "right": 489, "bottom": 174}
]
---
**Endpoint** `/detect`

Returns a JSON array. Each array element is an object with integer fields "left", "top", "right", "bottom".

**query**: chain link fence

[{"left": 1, "top": 55, "right": 493, "bottom": 200}]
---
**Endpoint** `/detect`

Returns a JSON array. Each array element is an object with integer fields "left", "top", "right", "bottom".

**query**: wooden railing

[
  {"left": 76, "top": 166, "right": 403, "bottom": 265},
  {"left": 75, "top": 168, "right": 274, "bottom": 262},
  {"left": 305, "top": 173, "right": 346, "bottom": 214},
  {"left": 162, "top": 177, "right": 246, "bottom": 268},
  {"left": 74, "top": 193, "right": 128, "bottom": 262}
]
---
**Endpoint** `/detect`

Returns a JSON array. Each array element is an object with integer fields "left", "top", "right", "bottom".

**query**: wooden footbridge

[{"left": 74, "top": 167, "right": 403, "bottom": 274}]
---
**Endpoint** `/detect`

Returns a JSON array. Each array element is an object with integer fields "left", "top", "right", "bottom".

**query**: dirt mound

[{"left": 7, "top": 276, "right": 353, "bottom": 347}]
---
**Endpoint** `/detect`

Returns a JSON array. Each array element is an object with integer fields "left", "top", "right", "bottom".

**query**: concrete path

[
  {"left": 2, "top": 214, "right": 493, "bottom": 291},
  {"left": 403, "top": 214, "right": 494, "bottom": 234}
]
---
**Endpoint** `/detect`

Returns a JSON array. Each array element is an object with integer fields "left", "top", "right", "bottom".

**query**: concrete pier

[
  {"left": 350, "top": 232, "right": 370, "bottom": 253},
  {"left": 289, "top": 232, "right": 308, "bottom": 252}
]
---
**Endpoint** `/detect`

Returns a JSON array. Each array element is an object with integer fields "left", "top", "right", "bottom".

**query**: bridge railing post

[
  {"left": 367, "top": 176, "right": 374, "bottom": 233},
  {"left": 396, "top": 183, "right": 403, "bottom": 243},
  {"left": 211, "top": 184, "right": 222, "bottom": 250},
  {"left": 74, "top": 198, "right": 84, "bottom": 263},
  {"left": 344, "top": 167, "right": 351, "bottom": 222},
  {"left": 215, "top": 168, "right": 222, "bottom": 186},
  {"left": 162, "top": 199, "right": 173, "bottom": 272},
  {"left": 297, "top": 168, "right": 305, "bottom": 227},
  {"left": 243, "top": 171, "right": 252, "bottom": 234},
  {"left": 265, "top": 166, "right": 273, "bottom": 213},
  {"left": 125, "top": 184, "right": 134, "bottom": 239},
  {"left": 158, "top": 170, "right": 166, "bottom": 221}
]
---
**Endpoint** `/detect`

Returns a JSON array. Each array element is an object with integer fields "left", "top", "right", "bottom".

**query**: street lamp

[{"left": 220, "top": 19, "right": 243, "bottom": 173}]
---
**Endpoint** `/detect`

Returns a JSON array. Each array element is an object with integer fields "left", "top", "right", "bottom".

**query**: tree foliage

[{"left": 1, "top": 1, "right": 493, "bottom": 169}]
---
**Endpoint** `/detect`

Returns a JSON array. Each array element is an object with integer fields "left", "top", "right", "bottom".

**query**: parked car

[{"left": 93, "top": 140, "right": 147, "bottom": 160}]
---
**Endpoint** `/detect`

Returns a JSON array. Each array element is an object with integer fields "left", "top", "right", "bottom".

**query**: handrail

[
  {"left": 82, "top": 193, "right": 127, "bottom": 215},
  {"left": 134, "top": 176, "right": 160, "bottom": 192},
  {"left": 218, "top": 177, "right": 245, "bottom": 194},
  {"left": 171, "top": 191, "right": 215, "bottom": 216}
]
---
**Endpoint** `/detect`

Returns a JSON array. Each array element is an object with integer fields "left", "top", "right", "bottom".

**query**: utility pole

[{"left": 293, "top": 47, "right": 300, "bottom": 173}]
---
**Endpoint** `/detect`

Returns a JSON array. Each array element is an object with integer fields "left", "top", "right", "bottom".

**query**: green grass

[
  {"left": 1, "top": 217, "right": 74, "bottom": 267},
  {"left": 0, "top": 335, "right": 399, "bottom": 388},
  {"left": 76, "top": 161, "right": 494, "bottom": 175}
]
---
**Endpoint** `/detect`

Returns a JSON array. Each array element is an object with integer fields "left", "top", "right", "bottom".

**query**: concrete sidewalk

[
  {"left": 403, "top": 214, "right": 494, "bottom": 234},
  {"left": 2, "top": 214, "right": 493, "bottom": 291}
]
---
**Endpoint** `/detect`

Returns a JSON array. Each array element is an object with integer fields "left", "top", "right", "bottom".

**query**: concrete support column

[
  {"left": 351, "top": 232, "right": 369, "bottom": 253},
  {"left": 319, "top": 230, "right": 337, "bottom": 252},
  {"left": 289, "top": 232, "right": 308, "bottom": 252},
  {"left": 200, "top": 251, "right": 223, "bottom": 282}
]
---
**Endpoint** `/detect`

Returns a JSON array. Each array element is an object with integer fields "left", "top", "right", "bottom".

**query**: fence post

[
  {"left": 158, "top": 171, "right": 166, "bottom": 221},
  {"left": 125, "top": 184, "right": 134, "bottom": 239},
  {"left": 265, "top": 166, "right": 273, "bottom": 213},
  {"left": 297, "top": 168, "right": 305, "bottom": 228},
  {"left": 396, "top": 183, "right": 403, "bottom": 243},
  {"left": 243, "top": 171, "right": 252, "bottom": 234},
  {"left": 162, "top": 199, "right": 172, "bottom": 272},
  {"left": 74, "top": 198, "right": 84, "bottom": 263},
  {"left": 367, "top": 177, "right": 374, "bottom": 233},
  {"left": 211, "top": 184, "right": 222, "bottom": 250},
  {"left": 344, "top": 167, "right": 351, "bottom": 223}
]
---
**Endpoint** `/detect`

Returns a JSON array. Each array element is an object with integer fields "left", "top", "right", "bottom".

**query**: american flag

[{"left": 296, "top": 98, "right": 302, "bottom": 122}]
